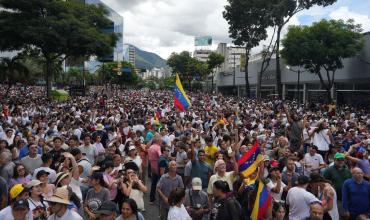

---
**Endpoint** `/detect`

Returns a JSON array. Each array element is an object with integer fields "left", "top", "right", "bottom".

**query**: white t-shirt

[
  {"left": 304, "top": 153, "right": 324, "bottom": 176},
  {"left": 312, "top": 129, "right": 330, "bottom": 151},
  {"left": 28, "top": 198, "right": 48, "bottom": 212},
  {"left": 267, "top": 179, "right": 286, "bottom": 202},
  {"left": 167, "top": 204, "right": 191, "bottom": 220},
  {"left": 207, "top": 171, "right": 235, "bottom": 194},
  {"left": 286, "top": 187, "right": 319, "bottom": 220},
  {"left": 33, "top": 167, "right": 57, "bottom": 183},
  {"left": 70, "top": 178, "right": 83, "bottom": 201},
  {"left": 0, "top": 206, "right": 33, "bottom": 220},
  {"left": 79, "top": 145, "right": 98, "bottom": 165},
  {"left": 47, "top": 208, "right": 83, "bottom": 220}
]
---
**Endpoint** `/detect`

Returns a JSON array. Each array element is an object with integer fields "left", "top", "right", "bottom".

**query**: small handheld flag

[
  {"left": 174, "top": 74, "right": 191, "bottom": 111},
  {"left": 237, "top": 142, "right": 263, "bottom": 177}
]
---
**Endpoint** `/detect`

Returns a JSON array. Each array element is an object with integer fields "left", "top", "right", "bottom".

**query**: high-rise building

[
  {"left": 215, "top": 43, "right": 245, "bottom": 73},
  {"left": 193, "top": 49, "right": 213, "bottom": 62},
  {"left": 123, "top": 44, "right": 136, "bottom": 67},
  {"left": 82, "top": 0, "right": 124, "bottom": 72}
]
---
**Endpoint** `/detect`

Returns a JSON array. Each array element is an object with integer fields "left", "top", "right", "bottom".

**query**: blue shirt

[
  {"left": 342, "top": 178, "right": 370, "bottom": 215},
  {"left": 19, "top": 145, "right": 42, "bottom": 159},
  {"left": 187, "top": 160, "right": 212, "bottom": 189}
]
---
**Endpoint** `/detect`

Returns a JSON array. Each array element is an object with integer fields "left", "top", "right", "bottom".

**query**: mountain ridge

[{"left": 129, "top": 44, "right": 167, "bottom": 70}]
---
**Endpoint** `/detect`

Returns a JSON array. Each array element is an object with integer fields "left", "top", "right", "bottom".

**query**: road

[{"left": 142, "top": 177, "right": 160, "bottom": 219}]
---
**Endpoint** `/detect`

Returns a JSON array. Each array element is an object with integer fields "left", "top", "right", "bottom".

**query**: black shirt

[{"left": 210, "top": 196, "right": 242, "bottom": 220}]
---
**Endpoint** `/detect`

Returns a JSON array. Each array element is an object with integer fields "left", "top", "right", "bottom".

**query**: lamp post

[{"left": 286, "top": 65, "right": 305, "bottom": 104}]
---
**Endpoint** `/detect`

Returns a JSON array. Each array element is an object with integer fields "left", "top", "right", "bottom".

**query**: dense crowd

[{"left": 0, "top": 86, "right": 369, "bottom": 220}]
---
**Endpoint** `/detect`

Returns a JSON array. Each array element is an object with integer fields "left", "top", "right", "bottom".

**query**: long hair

[
  {"left": 13, "top": 163, "right": 28, "bottom": 179},
  {"left": 122, "top": 198, "right": 138, "bottom": 214},
  {"left": 66, "top": 186, "right": 81, "bottom": 209},
  {"left": 168, "top": 187, "right": 185, "bottom": 206}
]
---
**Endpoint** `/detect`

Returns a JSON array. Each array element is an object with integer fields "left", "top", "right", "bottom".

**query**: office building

[
  {"left": 123, "top": 44, "right": 136, "bottom": 67},
  {"left": 215, "top": 33, "right": 370, "bottom": 104},
  {"left": 193, "top": 49, "right": 213, "bottom": 62},
  {"left": 83, "top": 0, "right": 124, "bottom": 72}
]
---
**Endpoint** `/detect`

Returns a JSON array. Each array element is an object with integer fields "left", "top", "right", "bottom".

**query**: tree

[
  {"left": 281, "top": 19, "right": 364, "bottom": 102},
  {"left": 167, "top": 51, "right": 208, "bottom": 90},
  {"left": 0, "top": 0, "right": 119, "bottom": 98},
  {"left": 96, "top": 61, "right": 140, "bottom": 87},
  {"left": 207, "top": 52, "right": 225, "bottom": 93},
  {"left": 0, "top": 56, "right": 30, "bottom": 97},
  {"left": 265, "top": 0, "right": 337, "bottom": 98},
  {"left": 223, "top": 0, "right": 271, "bottom": 98}
]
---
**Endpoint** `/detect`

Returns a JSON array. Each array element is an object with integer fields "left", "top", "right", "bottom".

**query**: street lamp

[{"left": 286, "top": 65, "right": 306, "bottom": 104}]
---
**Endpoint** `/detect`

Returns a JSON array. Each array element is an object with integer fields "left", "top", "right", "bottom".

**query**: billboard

[{"left": 194, "top": 36, "right": 212, "bottom": 46}]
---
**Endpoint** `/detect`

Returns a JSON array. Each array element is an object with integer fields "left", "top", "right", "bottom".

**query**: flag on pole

[
  {"left": 251, "top": 181, "right": 273, "bottom": 220},
  {"left": 174, "top": 74, "right": 191, "bottom": 111},
  {"left": 237, "top": 142, "right": 263, "bottom": 177}
]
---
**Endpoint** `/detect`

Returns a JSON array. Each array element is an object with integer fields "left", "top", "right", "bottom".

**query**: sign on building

[{"left": 194, "top": 36, "right": 212, "bottom": 46}]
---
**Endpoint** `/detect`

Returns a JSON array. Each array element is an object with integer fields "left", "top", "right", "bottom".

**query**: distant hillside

[{"left": 130, "top": 44, "right": 167, "bottom": 70}]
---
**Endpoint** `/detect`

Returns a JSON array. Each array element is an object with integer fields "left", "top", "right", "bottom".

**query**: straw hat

[
  {"left": 54, "top": 172, "right": 69, "bottom": 187},
  {"left": 45, "top": 187, "right": 70, "bottom": 205}
]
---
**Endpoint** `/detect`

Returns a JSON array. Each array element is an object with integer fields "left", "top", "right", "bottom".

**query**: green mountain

[{"left": 130, "top": 44, "right": 167, "bottom": 70}]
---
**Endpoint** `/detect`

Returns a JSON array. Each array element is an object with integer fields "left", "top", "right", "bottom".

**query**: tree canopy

[
  {"left": 0, "top": 0, "right": 119, "bottom": 97},
  {"left": 167, "top": 51, "right": 209, "bottom": 90},
  {"left": 223, "top": 0, "right": 271, "bottom": 97},
  {"left": 267, "top": 0, "right": 338, "bottom": 98},
  {"left": 207, "top": 52, "right": 225, "bottom": 92},
  {"left": 281, "top": 19, "right": 364, "bottom": 102},
  {"left": 96, "top": 61, "right": 141, "bottom": 86}
]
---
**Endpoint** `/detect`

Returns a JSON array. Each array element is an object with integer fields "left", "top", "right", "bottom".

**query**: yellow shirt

[{"left": 204, "top": 144, "right": 218, "bottom": 167}]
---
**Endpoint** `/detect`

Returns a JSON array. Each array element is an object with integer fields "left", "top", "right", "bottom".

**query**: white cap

[
  {"left": 192, "top": 177, "right": 202, "bottom": 190},
  {"left": 128, "top": 145, "right": 136, "bottom": 151}
]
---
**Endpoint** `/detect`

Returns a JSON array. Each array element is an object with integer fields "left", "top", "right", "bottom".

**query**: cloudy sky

[{"left": 101, "top": 0, "right": 370, "bottom": 59}]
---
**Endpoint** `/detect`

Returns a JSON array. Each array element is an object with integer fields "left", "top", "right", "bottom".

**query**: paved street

[{"left": 142, "top": 177, "right": 160, "bottom": 219}]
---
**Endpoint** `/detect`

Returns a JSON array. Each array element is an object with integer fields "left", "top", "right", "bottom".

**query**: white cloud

[
  {"left": 329, "top": 6, "right": 370, "bottom": 31},
  {"left": 102, "top": 0, "right": 230, "bottom": 59},
  {"left": 100, "top": 0, "right": 370, "bottom": 59}
]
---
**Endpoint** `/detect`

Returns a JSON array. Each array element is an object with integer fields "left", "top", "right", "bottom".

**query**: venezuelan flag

[
  {"left": 251, "top": 181, "right": 272, "bottom": 220},
  {"left": 237, "top": 142, "right": 263, "bottom": 177},
  {"left": 174, "top": 74, "right": 191, "bottom": 111}
]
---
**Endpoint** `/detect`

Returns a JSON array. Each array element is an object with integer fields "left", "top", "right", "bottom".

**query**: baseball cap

[
  {"left": 334, "top": 153, "right": 345, "bottom": 160},
  {"left": 94, "top": 201, "right": 117, "bottom": 215},
  {"left": 26, "top": 180, "right": 42, "bottom": 188},
  {"left": 128, "top": 145, "right": 136, "bottom": 151},
  {"left": 10, "top": 184, "right": 28, "bottom": 200},
  {"left": 36, "top": 170, "right": 50, "bottom": 179},
  {"left": 13, "top": 199, "right": 29, "bottom": 209},
  {"left": 192, "top": 177, "right": 202, "bottom": 191},
  {"left": 263, "top": 155, "right": 270, "bottom": 161}
]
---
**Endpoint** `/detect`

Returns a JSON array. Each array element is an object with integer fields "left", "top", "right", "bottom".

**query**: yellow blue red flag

[
  {"left": 174, "top": 74, "right": 191, "bottom": 111},
  {"left": 237, "top": 142, "right": 263, "bottom": 177},
  {"left": 251, "top": 181, "right": 272, "bottom": 220}
]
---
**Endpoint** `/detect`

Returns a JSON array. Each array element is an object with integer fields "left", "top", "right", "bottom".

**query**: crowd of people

[{"left": 0, "top": 85, "right": 369, "bottom": 220}]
